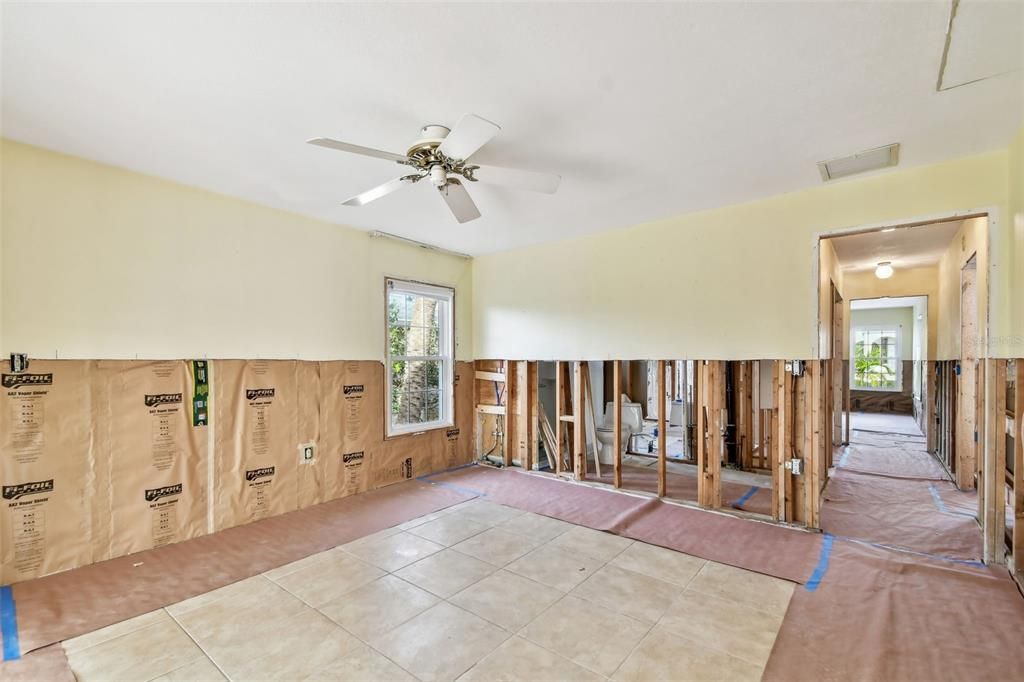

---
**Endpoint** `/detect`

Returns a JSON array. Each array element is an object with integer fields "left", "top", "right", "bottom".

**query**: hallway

[
  {"left": 765, "top": 421, "right": 1024, "bottom": 680},
  {"left": 824, "top": 422, "right": 980, "bottom": 560}
]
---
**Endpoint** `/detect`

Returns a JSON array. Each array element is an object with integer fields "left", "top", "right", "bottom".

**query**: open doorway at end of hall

[{"left": 845, "top": 295, "right": 929, "bottom": 440}]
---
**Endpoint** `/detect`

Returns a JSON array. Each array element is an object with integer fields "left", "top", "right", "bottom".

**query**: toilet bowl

[{"left": 596, "top": 400, "right": 644, "bottom": 464}]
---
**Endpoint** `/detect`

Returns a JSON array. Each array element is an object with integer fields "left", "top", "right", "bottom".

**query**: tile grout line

[{"left": 162, "top": 607, "right": 232, "bottom": 682}]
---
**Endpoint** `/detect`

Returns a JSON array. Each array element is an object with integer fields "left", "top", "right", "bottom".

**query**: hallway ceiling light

[{"left": 875, "top": 261, "right": 894, "bottom": 279}]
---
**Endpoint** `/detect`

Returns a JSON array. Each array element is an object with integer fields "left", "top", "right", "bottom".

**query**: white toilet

[{"left": 596, "top": 397, "right": 644, "bottom": 464}]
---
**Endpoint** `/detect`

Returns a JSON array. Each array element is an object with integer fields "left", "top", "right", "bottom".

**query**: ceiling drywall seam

[
  {"left": 935, "top": 0, "right": 960, "bottom": 91},
  {"left": 935, "top": 0, "right": 1021, "bottom": 92}
]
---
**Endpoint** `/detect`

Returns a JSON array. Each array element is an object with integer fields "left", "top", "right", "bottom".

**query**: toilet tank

[{"left": 603, "top": 402, "right": 644, "bottom": 432}]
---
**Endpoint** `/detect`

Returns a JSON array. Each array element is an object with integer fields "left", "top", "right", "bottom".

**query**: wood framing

[
  {"left": 476, "top": 356, "right": 836, "bottom": 533},
  {"left": 504, "top": 361, "right": 517, "bottom": 466},
  {"left": 573, "top": 361, "right": 586, "bottom": 480},
  {"left": 697, "top": 361, "right": 723, "bottom": 508},
  {"left": 981, "top": 359, "right": 1007, "bottom": 563},
  {"left": 1012, "top": 359, "right": 1023, "bottom": 581},
  {"left": 806, "top": 360, "right": 825, "bottom": 529},
  {"left": 843, "top": 357, "right": 851, "bottom": 445},
  {"left": 736, "top": 361, "right": 753, "bottom": 470},
  {"left": 473, "top": 360, "right": 506, "bottom": 461},
  {"left": 510, "top": 360, "right": 538, "bottom": 471},
  {"left": 554, "top": 361, "right": 566, "bottom": 475},
  {"left": 528, "top": 361, "right": 539, "bottom": 472},
  {"left": 581, "top": 363, "right": 601, "bottom": 478},
  {"left": 613, "top": 360, "right": 623, "bottom": 489},
  {"left": 657, "top": 359, "right": 667, "bottom": 497},
  {"left": 696, "top": 361, "right": 707, "bottom": 500}
]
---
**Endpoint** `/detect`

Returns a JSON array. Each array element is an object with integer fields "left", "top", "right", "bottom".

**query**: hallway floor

[
  {"left": 823, "top": 426, "right": 980, "bottom": 559},
  {"left": 766, "top": 423, "right": 1024, "bottom": 681},
  {"left": 847, "top": 410, "right": 923, "bottom": 436}
]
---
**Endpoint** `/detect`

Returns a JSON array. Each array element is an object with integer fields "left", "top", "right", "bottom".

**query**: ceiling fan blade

[
  {"left": 437, "top": 114, "right": 500, "bottom": 162},
  {"left": 307, "top": 137, "right": 410, "bottom": 164},
  {"left": 437, "top": 178, "right": 481, "bottom": 223},
  {"left": 343, "top": 175, "right": 420, "bottom": 206},
  {"left": 471, "top": 165, "right": 561, "bottom": 194}
]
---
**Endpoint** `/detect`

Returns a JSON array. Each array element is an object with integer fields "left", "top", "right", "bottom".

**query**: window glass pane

[
  {"left": 410, "top": 297, "right": 438, "bottom": 328},
  {"left": 404, "top": 327, "right": 425, "bottom": 356},
  {"left": 387, "top": 281, "right": 452, "bottom": 433},
  {"left": 424, "top": 325, "right": 440, "bottom": 356},
  {"left": 389, "top": 324, "right": 409, "bottom": 357},
  {"left": 423, "top": 390, "right": 440, "bottom": 422}
]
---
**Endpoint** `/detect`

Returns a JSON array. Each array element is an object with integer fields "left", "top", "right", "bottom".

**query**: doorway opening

[{"left": 816, "top": 214, "right": 988, "bottom": 562}]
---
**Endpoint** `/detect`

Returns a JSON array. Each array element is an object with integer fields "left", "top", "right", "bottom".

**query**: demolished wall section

[{"left": 1, "top": 358, "right": 473, "bottom": 583}]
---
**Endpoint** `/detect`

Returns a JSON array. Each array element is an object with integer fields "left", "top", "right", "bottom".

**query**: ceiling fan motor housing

[
  {"left": 406, "top": 124, "right": 450, "bottom": 159},
  {"left": 429, "top": 164, "right": 447, "bottom": 187}
]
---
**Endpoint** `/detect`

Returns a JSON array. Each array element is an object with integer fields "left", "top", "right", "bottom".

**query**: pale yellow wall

[
  {"left": 817, "top": 238, "right": 844, "bottom": 359},
  {"left": 0, "top": 140, "right": 473, "bottom": 361},
  {"left": 841, "top": 266, "right": 939, "bottom": 361},
  {"left": 473, "top": 151, "right": 1009, "bottom": 361},
  {"left": 849, "top": 307, "right": 915, "bottom": 361},
  {"left": 936, "top": 216, "right": 988, "bottom": 360},
  {"left": 1010, "top": 125, "right": 1024, "bottom": 354}
]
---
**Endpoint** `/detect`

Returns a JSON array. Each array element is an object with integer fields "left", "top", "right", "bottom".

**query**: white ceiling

[
  {"left": 828, "top": 219, "right": 963, "bottom": 272},
  {"left": 2, "top": 3, "right": 1022, "bottom": 255}
]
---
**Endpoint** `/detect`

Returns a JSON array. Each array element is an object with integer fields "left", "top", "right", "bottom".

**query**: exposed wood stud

[
  {"left": 574, "top": 361, "right": 586, "bottom": 480},
  {"left": 582, "top": 363, "right": 601, "bottom": 478},
  {"left": 528, "top": 361, "right": 539, "bottom": 472},
  {"left": 657, "top": 359, "right": 667, "bottom": 497},
  {"left": 555, "top": 361, "right": 565, "bottom": 475},
  {"left": 613, "top": 360, "right": 623, "bottom": 489},
  {"left": 773, "top": 360, "right": 789, "bottom": 522},
  {"left": 505, "top": 361, "right": 516, "bottom": 467},
  {"left": 1012, "top": 359, "right": 1023, "bottom": 581},
  {"left": 982, "top": 359, "right": 1007, "bottom": 563}
]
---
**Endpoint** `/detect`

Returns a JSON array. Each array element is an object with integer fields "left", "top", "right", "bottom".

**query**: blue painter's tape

[
  {"left": 837, "top": 448, "right": 850, "bottom": 468},
  {"left": 804, "top": 533, "right": 834, "bottom": 592},
  {"left": 928, "top": 483, "right": 976, "bottom": 518},
  {"left": 833, "top": 534, "right": 986, "bottom": 568},
  {"left": 730, "top": 486, "right": 759, "bottom": 509},
  {"left": 1, "top": 585, "right": 20, "bottom": 661},
  {"left": 928, "top": 483, "right": 950, "bottom": 513},
  {"left": 416, "top": 462, "right": 479, "bottom": 481},
  {"left": 421, "top": 479, "right": 488, "bottom": 498}
]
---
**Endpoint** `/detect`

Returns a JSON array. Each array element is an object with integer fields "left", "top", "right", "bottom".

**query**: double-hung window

[
  {"left": 386, "top": 279, "right": 454, "bottom": 436},
  {"left": 851, "top": 326, "right": 901, "bottom": 391}
]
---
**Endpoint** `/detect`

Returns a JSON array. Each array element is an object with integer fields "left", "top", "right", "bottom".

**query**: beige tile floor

[{"left": 62, "top": 498, "right": 795, "bottom": 681}]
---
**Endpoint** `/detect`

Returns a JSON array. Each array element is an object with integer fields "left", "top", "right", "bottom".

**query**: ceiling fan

[{"left": 307, "top": 114, "right": 560, "bottom": 224}]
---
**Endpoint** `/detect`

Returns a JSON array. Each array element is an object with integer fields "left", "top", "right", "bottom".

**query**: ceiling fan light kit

[{"left": 308, "top": 114, "right": 560, "bottom": 223}]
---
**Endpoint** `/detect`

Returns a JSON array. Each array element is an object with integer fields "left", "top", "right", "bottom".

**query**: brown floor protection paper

[
  {"left": 839, "top": 431, "right": 950, "bottom": 481},
  {"left": 4, "top": 478, "right": 473, "bottom": 658},
  {"left": 424, "top": 465, "right": 820, "bottom": 583},
  {"left": 591, "top": 463, "right": 773, "bottom": 516},
  {"left": 765, "top": 429, "right": 1024, "bottom": 680},
  {"left": 824, "top": 430, "right": 981, "bottom": 559},
  {"left": 1, "top": 644, "right": 75, "bottom": 682},
  {"left": 764, "top": 540, "right": 1024, "bottom": 681}
]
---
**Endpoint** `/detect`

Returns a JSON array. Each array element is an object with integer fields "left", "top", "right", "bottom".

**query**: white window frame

[
  {"left": 850, "top": 325, "right": 903, "bottom": 392},
  {"left": 385, "top": 278, "right": 455, "bottom": 437}
]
